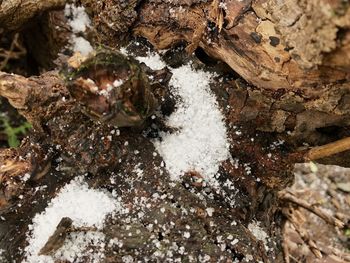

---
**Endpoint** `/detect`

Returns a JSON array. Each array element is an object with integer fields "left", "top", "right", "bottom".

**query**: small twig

[
  {"left": 282, "top": 206, "right": 323, "bottom": 259},
  {"left": 305, "top": 137, "right": 350, "bottom": 161},
  {"left": 39, "top": 217, "right": 98, "bottom": 256},
  {"left": 0, "top": 34, "right": 26, "bottom": 70},
  {"left": 327, "top": 246, "right": 350, "bottom": 262},
  {"left": 317, "top": 242, "right": 350, "bottom": 262},
  {"left": 289, "top": 255, "right": 299, "bottom": 263},
  {"left": 279, "top": 191, "right": 345, "bottom": 228},
  {"left": 293, "top": 224, "right": 322, "bottom": 259}
]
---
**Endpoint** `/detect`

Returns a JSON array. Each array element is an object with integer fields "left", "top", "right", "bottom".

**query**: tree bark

[
  {"left": 133, "top": 1, "right": 349, "bottom": 138},
  {"left": 0, "top": 0, "right": 66, "bottom": 31},
  {"left": 0, "top": 0, "right": 350, "bottom": 262},
  {"left": 0, "top": 50, "right": 290, "bottom": 262}
]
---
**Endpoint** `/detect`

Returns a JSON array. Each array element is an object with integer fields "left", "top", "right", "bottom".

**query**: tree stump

[{"left": 0, "top": 0, "right": 349, "bottom": 262}]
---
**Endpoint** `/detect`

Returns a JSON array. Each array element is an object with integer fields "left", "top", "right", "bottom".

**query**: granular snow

[
  {"left": 24, "top": 177, "right": 122, "bottom": 262},
  {"left": 136, "top": 52, "right": 229, "bottom": 184},
  {"left": 64, "top": 4, "right": 93, "bottom": 56}
]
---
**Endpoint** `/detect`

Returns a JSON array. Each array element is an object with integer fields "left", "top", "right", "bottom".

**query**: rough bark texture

[
  {"left": 124, "top": 0, "right": 350, "bottom": 147},
  {"left": 0, "top": 0, "right": 66, "bottom": 31},
  {"left": 129, "top": 0, "right": 350, "bottom": 90},
  {"left": 0, "top": 51, "right": 291, "bottom": 262},
  {"left": 0, "top": 0, "right": 350, "bottom": 262}
]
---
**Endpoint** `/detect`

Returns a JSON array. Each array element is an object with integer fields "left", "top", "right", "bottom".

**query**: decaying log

[
  {"left": 0, "top": 0, "right": 350, "bottom": 262},
  {"left": 0, "top": 49, "right": 294, "bottom": 262},
  {"left": 4, "top": 0, "right": 350, "bottom": 149},
  {"left": 2, "top": 0, "right": 349, "bottom": 143},
  {"left": 77, "top": 0, "right": 350, "bottom": 162},
  {"left": 0, "top": 135, "right": 283, "bottom": 262},
  {"left": 129, "top": 0, "right": 350, "bottom": 90}
]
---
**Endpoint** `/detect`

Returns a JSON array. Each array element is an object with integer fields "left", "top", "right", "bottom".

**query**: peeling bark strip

[
  {"left": 128, "top": 0, "right": 350, "bottom": 90},
  {"left": 0, "top": 71, "right": 68, "bottom": 130},
  {"left": 227, "top": 81, "right": 350, "bottom": 146}
]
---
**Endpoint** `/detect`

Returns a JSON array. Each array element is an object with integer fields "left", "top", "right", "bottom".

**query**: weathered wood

[
  {"left": 129, "top": 0, "right": 350, "bottom": 90},
  {"left": 0, "top": 70, "right": 68, "bottom": 129},
  {"left": 0, "top": 50, "right": 291, "bottom": 262},
  {"left": 77, "top": 0, "right": 350, "bottom": 158},
  {"left": 0, "top": 0, "right": 66, "bottom": 31},
  {"left": 0, "top": 1, "right": 349, "bottom": 262}
]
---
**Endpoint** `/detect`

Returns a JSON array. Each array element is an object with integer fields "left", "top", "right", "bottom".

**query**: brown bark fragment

[
  {"left": 0, "top": 0, "right": 66, "bottom": 31},
  {"left": 0, "top": 71, "right": 69, "bottom": 130},
  {"left": 128, "top": 0, "right": 350, "bottom": 91}
]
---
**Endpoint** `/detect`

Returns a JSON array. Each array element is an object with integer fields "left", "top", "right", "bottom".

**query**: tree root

[{"left": 282, "top": 221, "right": 291, "bottom": 263}]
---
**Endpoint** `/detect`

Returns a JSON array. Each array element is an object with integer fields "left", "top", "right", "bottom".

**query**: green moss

[
  {"left": 345, "top": 228, "right": 350, "bottom": 237},
  {"left": 0, "top": 115, "right": 32, "bottom": 147}
]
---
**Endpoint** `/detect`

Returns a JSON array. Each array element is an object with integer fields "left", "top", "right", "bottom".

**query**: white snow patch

[
  {"left": 113, "top": 79, "right": 124, "bottom": 87},
  {"left": 231, "top": 239, "right": 239, "bottom": 246},
  {"left": 24, "top": 177, "right": 121, "bottom": 263},
  {"left": 122, "top": 255, "right": 134, "bottom": 263},
  {"left": 0, "top": 249, "right": 5, "bottom": 262},
  {"left": 64, "top": 4, "right": 93, "bottom": 56},
  {"left": 71, "top": 36, "right": 93, "bottom": 56},
  {"left": 139, "top": 53, "right": 229, "bottom": 183},
  {"left": 53, "top": 231, "right": 106, "bottom": 262},
  {"left": 65, "top": 4, "right": 91, "bottom": 33},
  {"left": 206, "top": 207, "right": 215, "bottom": 217},
  {"left": 248, "top": 221, "right": 269, "bottom": 250},
  {"left": 136, "top": 53, "right": 166, "bottom": 70}
]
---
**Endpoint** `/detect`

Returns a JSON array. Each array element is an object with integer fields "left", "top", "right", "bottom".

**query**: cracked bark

[
  {"left": 0, "top": 0, "right": 350, "bottom": 262},
  {"left": 0, "top": 51, "right": 289, "bottom": 262},
  {"left": 126, "top": 0, "right": 350, "bottom": 164}
]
